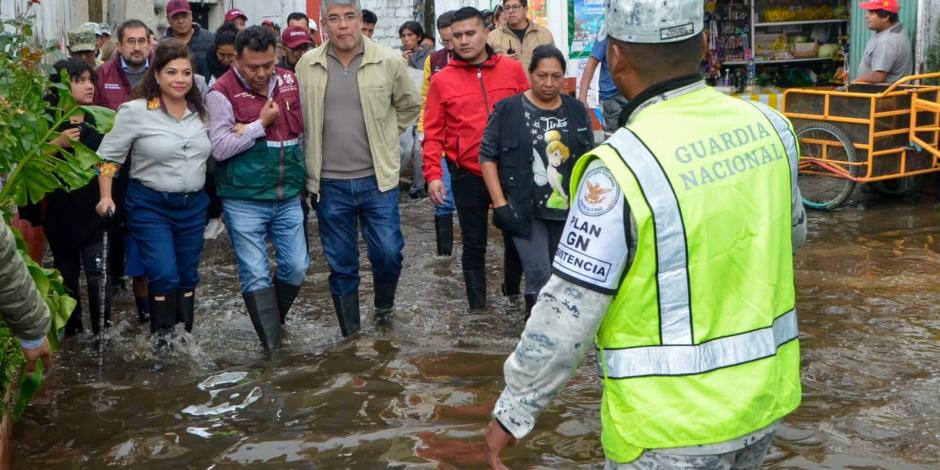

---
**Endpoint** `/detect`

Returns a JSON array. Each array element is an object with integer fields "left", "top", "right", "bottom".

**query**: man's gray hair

[{"left": 321, "top": 0, "right": 362, "bottom": 17}]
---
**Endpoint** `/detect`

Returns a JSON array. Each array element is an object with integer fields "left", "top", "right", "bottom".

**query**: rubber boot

[
  {"left": 434, "top": 214, "right": 453, "bottom": 256},
  {"left": 135, "top": 296, "right": 150, "bottom": 324},
  {"left": 524, "top": 294, "right": 538, "bottom": 321},
  {"left": 374, "top": 282, "right": 397, "bottom": 322},
  {"left": 463, "top": 269, "right": 487, "bottom": 310},
  {"left": 501, "top": 235, "right": 523, "bottom": 298},
  {"left": 176, "top": 289, "right": 195, "bottom": 333},
  {"left": 332, "top": 292, "right": 361, "bottom": 337},
  {"left": 243, "top": 287, "right": 281, "bottom": 351},
  {"left": 149, "top": 291, "right": 177, "bottom": 350},
  {"left": 273, "top": 278, "right": 302, "bottom": 325},
  {"left": 86, "top": 273, "right": 112, "bottom": 336}
]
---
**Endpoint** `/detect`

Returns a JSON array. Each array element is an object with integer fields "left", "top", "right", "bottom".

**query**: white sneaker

[{"left": 203, "top": 218, "right": 226, "bottom": 240}]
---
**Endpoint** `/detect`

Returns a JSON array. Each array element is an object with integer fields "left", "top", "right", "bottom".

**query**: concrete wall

[{"left": 359, "top": 0, "right": 420, "bottom": 49}]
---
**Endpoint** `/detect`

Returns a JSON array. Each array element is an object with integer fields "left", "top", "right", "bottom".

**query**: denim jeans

[
  {"left": 434, "top": 156, "right": 455, "bottom": 216},
  {"left": 317, "top": 175, "right": 404, "bottom": 296},
  {"left": 222, "top": 196, "right": 310, "bottom": 293},
  {"left": 124, "top": 180, "right": 208, "bottom": 294}
]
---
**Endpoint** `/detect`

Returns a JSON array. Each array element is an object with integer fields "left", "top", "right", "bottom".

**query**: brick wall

[{"left": 361, "top": 0, "right": 419, "bottom": 49}]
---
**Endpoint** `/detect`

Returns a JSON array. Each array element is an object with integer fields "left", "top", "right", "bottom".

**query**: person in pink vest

[{"left": 206, "top": 26, "right": 308, "bottom": 351}]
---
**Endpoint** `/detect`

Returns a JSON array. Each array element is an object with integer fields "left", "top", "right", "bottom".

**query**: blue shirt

[{"left": 589, "top": 38, "right": 619, "bottom": 101}]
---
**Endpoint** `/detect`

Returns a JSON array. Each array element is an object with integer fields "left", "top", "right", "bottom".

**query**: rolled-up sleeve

[
  {"left": 206, "top": 90, "right": 265, "bottom": 162},
  {"left": 96, "top": 102, "right": 140, "bottom": 164}
]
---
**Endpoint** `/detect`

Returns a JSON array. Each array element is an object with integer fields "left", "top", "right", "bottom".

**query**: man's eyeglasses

[
  {"left": 326, "top": 13, "right": 359, "bottom": 25},
  {"left": 504, "top": 4, "right": 524, "bottom": 11},
  {"left": 121, "top": 38, "right": 148, "bottom": 47},
  {"left": 290, "top": 44, "right": 313, "bottom": 54}
]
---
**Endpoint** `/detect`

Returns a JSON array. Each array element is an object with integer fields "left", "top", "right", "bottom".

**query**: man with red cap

[
  {"left": 280, "top": 24, "right": 315, "bottom": 72},
  {"left": 856, "top": 0, "right": 912, "bottom": 84},
  {"left": 224, "top": 8, "right": 248, "bottom": 31},
  {"left": 165, "top": 0, "right": 215, "bottom": 64}
]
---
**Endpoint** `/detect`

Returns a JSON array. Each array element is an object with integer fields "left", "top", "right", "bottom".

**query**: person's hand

[
  {"left": 259, "top": 100, "right": 280, "bottom": 128},
  {"left": 96, "top": 197, "right": 116, "bottom": 218},
  {"left": 233, "top": 122, "right": 247, "bottom": 135},
  {"left": 428, "top": 179, "right": 446, "bottom": 206},
  {"left": 50, "top": 127, "right": 81, "bottom": 149},
  {"left": 484, "top": 419, "right": 516, "bottom": 470},
  {"left": 22, "top": 337, "right": 51, "bottom": 374}
]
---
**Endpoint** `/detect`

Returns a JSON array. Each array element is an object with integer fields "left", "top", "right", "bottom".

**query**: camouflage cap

[
  {"left": 68, "top": 29, "right": 96, "bottom": 52},
  {"left": 598, "top": 0, "right": 703, "bottom": 44}
]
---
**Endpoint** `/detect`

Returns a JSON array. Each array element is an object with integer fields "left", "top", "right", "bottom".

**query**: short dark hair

[
  {"left": 436, "top": 11, "right": 455, "bottom": 29},
  {"left": 871, "top": 9, "right": 899, "bottom": 23},
  {"left": 287, "top": 11, "right": 308, "bottom": 24},
  {"left": 398, "top": 21, "right": 424, "bottom": 39},
  {"left": 529, "top": 44, "right": 566, "bottom": 73},
  {"left": 215, "top": 21, "right": 239, "bottom": 49},
  {"left": 235, "top": 25, "right": 278, "bottom": 56},
  {"left": 117, "top": 19, "right": 148, "bottom": 42},
  {"left": 610, "top": 32, "right": 704, "bottom": 78},
  {"left": 361, "top": 9, "right": 377, "bottom": 25},
  {"left": 132, "top": 39, "right": 207, "bottom": 120},
  {"left": 452, "top": 6, "right": 484, "bottom": 25},
  {"left": 503, "top": 0, "right": 528, "bottom": 6},
  {"left": 47, "top": 59, "right": 95, "bottom": 107}
]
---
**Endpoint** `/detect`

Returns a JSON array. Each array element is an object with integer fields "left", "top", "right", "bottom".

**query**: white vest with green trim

[{"left": 570, "top": 84, "right": 802, "bottom": 463}]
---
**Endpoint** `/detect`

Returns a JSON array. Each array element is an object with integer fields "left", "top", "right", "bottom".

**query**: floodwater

[{"left": 13, "top": 191, "right": 940, "bottom": 469}]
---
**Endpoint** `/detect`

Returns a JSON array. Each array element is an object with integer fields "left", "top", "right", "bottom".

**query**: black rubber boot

[
  {"left": 501, "top": 235, "right": 523, "bottom": 298},
  {"left": 149, "top": 291, "right": 177, "bottom": 335},
  {"left": 374, "top": 282, "right": 397, "bottom": 322},
  {"left": 524, "top": 294, "right": 538, "bottom": 320},
  {"left": 332, "top": 292, "right": 361, "bottom": 337},
  {"left": 86, "top": 273, "right": 112, "bottom": 336},
  {"left": 243, "top": 287, "right": 281, "bottom": 351},
  {"left": 434, "top": 214, "right": 453, "bottom": 256},
  {"left": 135, "top": 296, "right": 150, "bottom": 324},
  {"left": 463, "top": 269, "right": 487, "bottom": 310},
  {"left": 176, "top": 289, "right": 196, "bottom": 333},
  {"left": 273, "top": 278, "right": 302, "bottom": 325}
]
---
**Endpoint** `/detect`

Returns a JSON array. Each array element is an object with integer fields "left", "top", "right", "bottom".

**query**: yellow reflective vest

[{"left": 569, "top": 84, "right": 802, "bottom": 463}]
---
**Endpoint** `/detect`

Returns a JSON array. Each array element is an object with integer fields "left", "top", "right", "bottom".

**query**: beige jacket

[
  {"left": 487, "top": 20, "right": 555, "bottom": 71},
  {"left": 295, "top": 37, "right": 421, "bottom": 194}
]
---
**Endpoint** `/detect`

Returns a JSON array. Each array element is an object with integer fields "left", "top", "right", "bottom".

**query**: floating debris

[
  {"left": 182, "top": 386, "right": 262, "bottom": 416},
  {"left": 197, "top": 371, "right": 249, "bottom": 391}
]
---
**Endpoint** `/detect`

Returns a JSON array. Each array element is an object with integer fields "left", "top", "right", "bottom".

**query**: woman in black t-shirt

[{"left": 480, "top": 45, "right": 595, "bottom": 317}]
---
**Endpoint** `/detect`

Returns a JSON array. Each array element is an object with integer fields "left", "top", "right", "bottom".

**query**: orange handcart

[{"left": 782, "top": 73, "right": 940, "bottom": 210}]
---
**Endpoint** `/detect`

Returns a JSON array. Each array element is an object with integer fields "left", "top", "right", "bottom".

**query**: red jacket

[
  {"left": 94, "top": 56, "right": 134, "bottom": 111},
  {"left": 422, "top": 51, "right": 529, "bottom": 181}
]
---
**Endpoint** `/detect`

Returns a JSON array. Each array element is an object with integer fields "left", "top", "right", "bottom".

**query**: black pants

[{"left": 50, "top": 231, "right": 111, "bottom": 335}]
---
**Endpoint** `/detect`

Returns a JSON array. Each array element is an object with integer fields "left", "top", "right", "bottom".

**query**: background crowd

[{"left": 20, "top": 0, "right": 624, "bottom": 352}]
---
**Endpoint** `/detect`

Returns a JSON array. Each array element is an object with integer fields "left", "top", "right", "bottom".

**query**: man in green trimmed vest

[
  {"left": 484, "top": 0, "right": 808, "bottom": 467},
  {"left": 207, "top": 26, "right": 309, "bottom": 351}
]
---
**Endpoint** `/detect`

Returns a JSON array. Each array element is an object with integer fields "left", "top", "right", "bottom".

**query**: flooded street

[{"left": 12, "top": 192, "right": 940, "bottom": 469}]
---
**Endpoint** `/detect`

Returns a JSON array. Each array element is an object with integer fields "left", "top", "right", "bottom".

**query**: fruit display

[{"left": 761, "top": 5, "right": 848, "bottom": 22}]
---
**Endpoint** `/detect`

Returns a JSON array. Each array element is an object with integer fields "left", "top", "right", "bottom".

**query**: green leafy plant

[{"left": 0, "top": 1, "right": 115, "bottom": 419}]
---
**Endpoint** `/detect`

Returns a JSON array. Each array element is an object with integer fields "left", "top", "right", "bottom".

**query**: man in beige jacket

[
  {"left": 296, "top": 0, "right": 420, "bottom": 337},
  {"left": 487, "top": 0, "right": 554, "bottom": 71}
]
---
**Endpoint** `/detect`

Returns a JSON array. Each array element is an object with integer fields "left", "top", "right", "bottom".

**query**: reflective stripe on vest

[{"left": 600, "top": 111, "right": 800, "bottom": 378}]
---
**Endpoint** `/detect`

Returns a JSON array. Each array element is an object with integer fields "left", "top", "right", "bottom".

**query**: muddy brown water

[{"left": 12, "top": 193, "right": 940, "bottom": 469}]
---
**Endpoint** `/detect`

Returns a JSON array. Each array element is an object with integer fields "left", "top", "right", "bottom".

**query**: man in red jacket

[{"left": 423, "top": 6, "right": 529, "bottom": 309}]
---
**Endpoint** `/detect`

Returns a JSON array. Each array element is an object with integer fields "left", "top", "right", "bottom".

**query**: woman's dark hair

[
  {"left": 236, "top": 25, "right": 278, "bottom": 56},
  {"left": 529, "top": 44, "right": 566, "bottom": 74},
  {"left": 398, "top": 21, "right": 424, "bottom": 40},
  {"left": 215, "top": 21, "right": 239, "bottom": 49},
  {"left": 46, "top": 58, "right": 96, "bottom": 107},
  {"left": 131, "top": 39, "right": 207, "bottom": 120}
]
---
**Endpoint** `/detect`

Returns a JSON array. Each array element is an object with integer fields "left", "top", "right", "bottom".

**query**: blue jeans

[
  {"left": 124, "top": 180, "right": 208, "bottom": 294},
  {"left": 434, "top": 156, "right": 455, "bottom": 216},
  {"left": 222, "top": 196, "right": 310, "bottom": 293},
  {"left": 317, "top": 175, "right": 404, "bottom": 296}
]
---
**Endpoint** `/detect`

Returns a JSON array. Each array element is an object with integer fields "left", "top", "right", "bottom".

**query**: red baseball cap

[
  {"left": 282, "top": 25, "right": 314, "bottom": 49},
  {"left": 859, "top": 0, "right": 900, "bottom": 13},
  {"left": 166, "top": 0, "right": 191, "bottom": 18},
  {"left": 262, "top": 18, "right": 275, "bottom": 26},
  {"left": 224, "top": 9, "right": 247, "bottom": 23}
]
